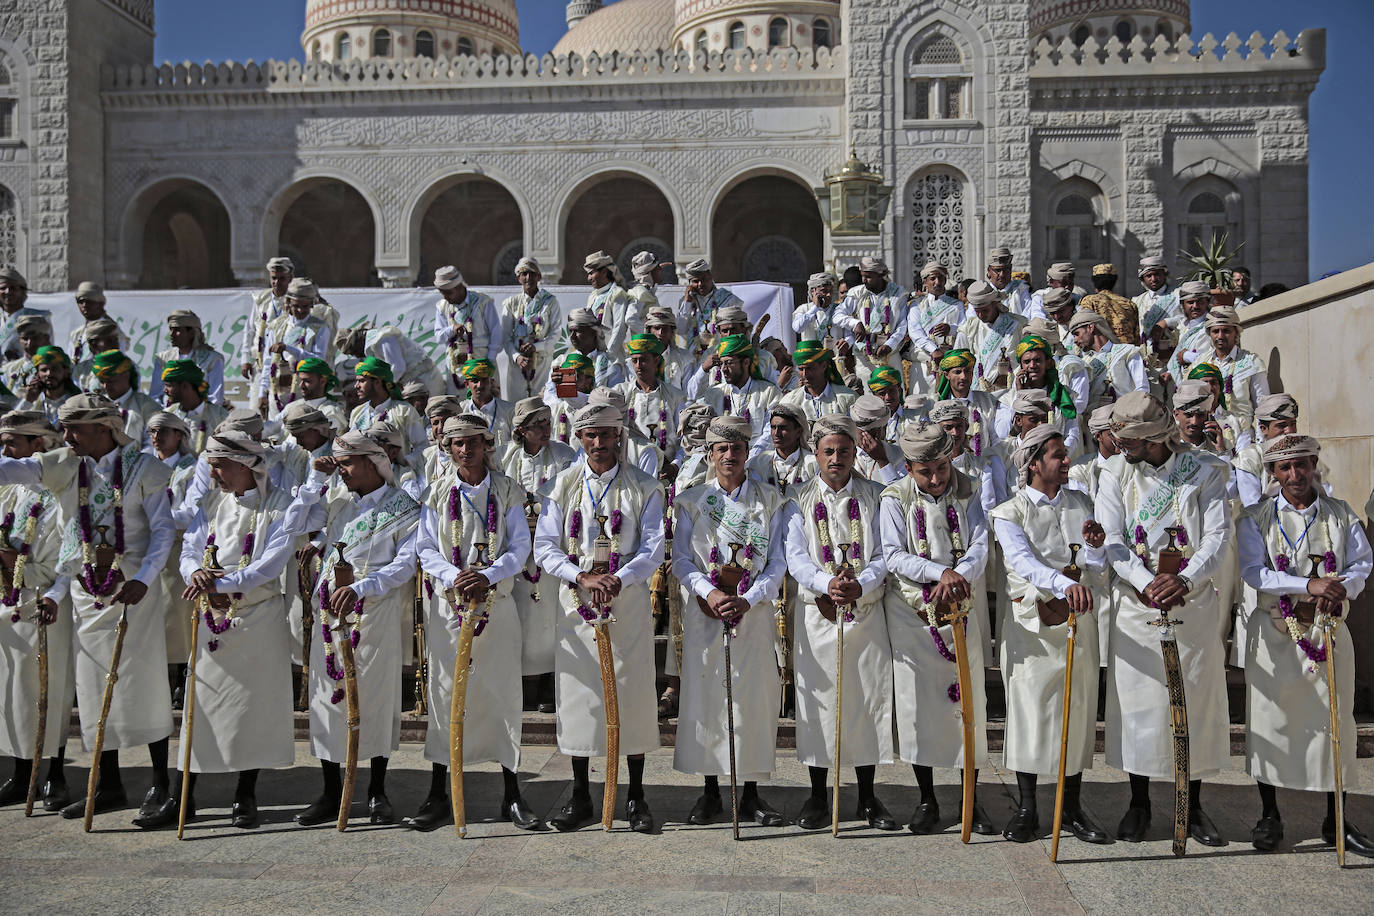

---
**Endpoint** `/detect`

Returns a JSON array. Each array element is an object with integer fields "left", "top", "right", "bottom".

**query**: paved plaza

[{"left": 2, "top": 741, "right": 1370, "bottom": 915}]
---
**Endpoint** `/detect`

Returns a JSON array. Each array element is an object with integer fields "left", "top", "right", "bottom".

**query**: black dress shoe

[
  {"left": 1116, "top": 805, "right": 1151, "bottom": 842},
  {"left": 626, "top": 797, "right": 654, "bottom": 833},
  {"left": 171, "top": 685, "right": 184, "bottom": 710},
  {"left": 970, "top": 800, "right": 998, "bottom": 836},
  {"left": 133, "top": 785, "right": 170, "bottom": 821},
  {"left": 231, "top": 797, "right": 259, "bottom": 829},
  {"left": 505, "top": 796, "right": 543, "bottom": 831},
  {"left": 1322, "top": 816, "right": 1374, "bottom": 859},
  {"left": 294, "top": 795, "right": 340, "bottom": 827},
  {"left": 41, "top": 780, "right": 70, "bottom": 812},
  {"left": 537, "top": 701, "right": 555, "bottom": 714},
  {"left": 1065, "top": 809, "right": 1111, "bottom": 844},
  {"left": 409, "top": 794, "right": 452, "bottom": 832},
  {"left": 1188, "top": 806, "right": 1226, "bottom": 847},
  {"left": 1251, "top": 814, "right": 1283, "bottom": 852},
  {"left": 908, "top": 801, "right": 941, "bottom": 835},
  {"left": 857, "top": 798, "right": 900, "bottom": 831},
  {"left": 657, "top": 690, "right": 678, "bottom": 720},
  {"left": 796, "top": 795, "right": 828, "bottom": 830},
  {"left": 59, "top": 785, "right": 127, "bottom": 819},
  {"left": 687, "top": 792, "right": 723, "bottom": 825},
  {"left": 740, "top": 794, "right": 784, "bottom": 827},
  {"left": 132, "top": 794, "right": 184, "bottom": 830},
  {"left": 0, "top": 777, "right": 25, "bottom": 806},
  {"left": 368, "top": 794, "right": 395, "bottom": 825},
  {"left": 1002, "top": 807, "right": 1039, "bottom": 843},
  {"left": 549, "top": 794, "right": 594, "bottom": 832}
]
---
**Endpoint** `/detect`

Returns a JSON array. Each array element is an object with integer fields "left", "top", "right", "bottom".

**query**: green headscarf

[
  {"left": 1187, "top": 362, "right": 1228, "bottom": 409},
  {"left": 934, "top": 348, "right": 975, "bottom": 400},
  {"left": 1012, "top": 335, "right": 1077, "bottom": 420},
  {"left": 355, "top": 356, "right": 401, "bottom": 399},
  {"left": 625, "top": 334, "right": 666, "bottom": 379},
  {"left": 91, "top": 349, "right": 138, "bottom": 386},
  {"left": 867, "top": 365, "right": 902, "bottom": 393},
  {"left": 294, "top": 356, "right": 337, "bottom": 391},
  {"left": 793, "top": 340, "right": 843, "bottom": 385},
  {"left": 32, "top": 346, "right": 81, "bottom": 396},
  {"left": 160, "top": 358, "right": 208, "bottom": 397},
  {"left": 717, "top": 333, "right": 763, "bottom": 380}
]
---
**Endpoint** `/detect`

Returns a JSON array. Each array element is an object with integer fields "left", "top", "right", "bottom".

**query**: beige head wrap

[
  {"left": 0, "top": 410, "right": 60, "bottom": 448},
  {"left": 1040, "top": 287, "right": 1073, "bottom": 312},
  {"left": 808, "top": 272, "right": 836, "bottom": 290},
  {"left": 851, "top": 394, "right": 889, "bottom": 432},
  {"left": 1067, "top": 308, "right": 1114, "bottom": 341},
  {"left": 84, "top": 317, "right": 120, "bottom": 341},
  {"left": 683, "top": 258, "right": 712, "bottom": 278},
  {"left": 567, "top": 307, "right": 609, "bottom": 333},
  {"left": 645, "top": 306, "right": 677, "bottom": 329},
  {"left": 280, "top": 402, "right": 334, "bottom": 437},
  {"left": 678, "top": 401, "right": 715, "bottom": 451},
  {"left": 928, "top": 399, "right": 969, "bottom": 423},
  {"left": 1012, "top": 388, "right": 1052, "bottom": 419},
  {"left": 1262, "top": 433, "right": 1320, "bottom": 465},
  {"left": 899, "top": 421, "right": 955, "bottom": 463},
  {"left": 364, "top": 419, "right": 407, "bottom": 452},
  {"left": 332, "top": 429, "right": 394, "bottom": 485},
  {"left": 965, "top": 280, "right": 1002, "bottom": 308},
  {"left": 810, "top": 415, "right": 857, "bottom": 452},
  {"left": 572, "top": 402, "right": 623, "bottom": 432},
  {"left": 1204, "top": 305, "right": 1241, "bottom": 330},
  {"left": 1256, "top": 393, "right": 1299, "bottom": 423},
  {"left": 583, "top": 250, "right": 615, "bottom": 272},
  {"left": 204, "top": 431, "right": 270, "bottom": 491},
  {"left": 920, "top": 260, "right": 947, "bottom": 279},
  {"left": 401, "top": 379, "right": 429, "bottom": 400},
  {"left": 1109, "top": 391, "right": 1186, "bottom": 452},
  {"left": 424, "top": 395, "right": 465, "bottom": 422},
  {"left": 433, "top": 266, "right": 464, "bottom": 290},
  {"left": 286, "top": 278, "right": 319, "bottom": 301},
  {"left": 1178, "top": 280, "right": 1212, "bottom": 301},
  {"left": 987, "top": 247, "right": 1013, "bottom": 268},
  {"left": 1137, "top": 255, "right": 1167, "bottom": 278},
  {"left": 1010, "top": 424, "right": 1064, "bottom": 487},
  {"left": 715, "top": 305, "right": 749, "bottom": 327},
  {"left": 512, "top": 396, "right": 550, "bottom": 430},
  {"left": 266, "top": 257, "right": 294, "bottom": 273},
  {"left": 166, "top": 309, "right": 206, "bottom": 348},
  {"left": 1088, "top": 404, "right": 1115, "bottom": 434},
  {"left": 515, "top": 256, "right": 542, "bottom": 277},
  {"left": 1046, "top": 261, "right": 1075, "bottom": 282},
  {"left": 1173, "top": 379, "right": 1215, "bottom": 414},
  {"left": 588, "top": 386, "right": 628, "bottom": 415},
  {"left": 441, "top": 413, "right": 494, "bottom": 448},
  {"left": 15, "top": 314, "right": 51, "bottom": 336},
  {"left": 56, "top": 394, "right": 132, "bottom": 446},
  {"left": 768, "top": 403, "right": 810, "bottom": 443},
  {"left": 145, "top": 410, "right": 192, "bottom": 455},
  {"left": 705, "top": 415, "right": 752, "bottom": 447},
  {"left": 217, "top": 407, "right": 264, "bottom": 439}
]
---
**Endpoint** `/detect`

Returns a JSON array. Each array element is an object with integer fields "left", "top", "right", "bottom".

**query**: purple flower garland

[{"left": 77, "top": 456, "right": 125, "bottom": 601}]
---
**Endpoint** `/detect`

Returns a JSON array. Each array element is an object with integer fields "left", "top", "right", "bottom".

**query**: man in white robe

[
  {"left": 701, "top": 334, "right": 781, "bottom": 461},
  {"left": 780, "top": 341, "right": 855, "bottom": 424},
  {"left": 1068, "top": 309, "right": 1148, "bottom": 413},
  {"left": 954, "top": 280, "right": 1028, "bottom": 394},
  {"left": 285, "top": 431, "right": 420, "bottom": 827},
  {"left": 791, "top": 272, "right": 842, "bottom": 345},
  {"left": 834, "top": 257, "right": 907, "bottom": 383},
  {"left": 1188, "top": 305, "right": 1270, "bottom": 441},
  {"left": 1097, "top": 392, "right": 1230, "bottom": 847},
  {"left": 239, "top": 257, "right": 292, "bottom": 382},
  {"left": 149, "top": 310, "right": 225, "bottom": 406},
  {"left": 582, "top": 251, "right": 634, "bottom": 360},
  {"left": 675, "top": 258, "right": 744, "bottom": 359},
  {"left": 410, "top": 415, "right": 541, "bottom": 832},
  {"left": 989, "top": 426, "right": 1111, "bottom": 845},
  {"left": 532, "top": 402, "right": 664, "bottom": 833},
  {"left": 879, "top": 421, "right": 996, "bottom": 836},
  {"left": 903, "top": 261, "right": 967, "bottom": 397},
  {"left": 672, "top": 416, "right": 787, "bottom": 828},
  {"left": 500, "top": 257, "right": 562, "bottom": 400},
  {"left": 432, "top": 265, "right": 500, "bottom": 370},
  {"left": 617, "top": 334, "right": 685, "bottom": 459},
  {"left": 783, "top": 415, "right": 897, "bottom": 831},
  {"left": 1237, "top": 434, "right": 1374, "bottom": 857},
  {"left": 348, "top": 357, "right": 428, "bottom": 466},
  {"left": 1132, "top": 255, "right": 1182, "bottom": 338}
]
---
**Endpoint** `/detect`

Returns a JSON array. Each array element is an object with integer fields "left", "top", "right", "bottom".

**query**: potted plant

[{"left": 1179, "top": 232, "right": 1244, "bottom": 307}]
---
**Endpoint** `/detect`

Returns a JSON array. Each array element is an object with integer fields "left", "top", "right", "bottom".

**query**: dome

[
  {"left": 302, "top": 0, "right": 521, "bottom": 62},
  {"left": 552, "top": 0, "right": 675, "bottom": 57},
  {"left": 1029, "top": 0, "right": 1189, "bottom": 44},
  {"left": 670, "top": 1, "right": 840, "bottom": 56}
]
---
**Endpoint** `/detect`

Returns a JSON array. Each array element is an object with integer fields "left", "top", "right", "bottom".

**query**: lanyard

[
  {"left": 585, "top": 468, "right": 619, "bottom": 516},
  {"left": 1275, "top": 499, "right": 1318, "bottom": 556}
]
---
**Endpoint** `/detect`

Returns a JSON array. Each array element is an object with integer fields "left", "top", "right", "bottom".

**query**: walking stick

[
  {"left": 1311, "top": 553, "right": 1346, "bottom": 867},
  {"left": 1050, "top": 544, "right": 1083, "bottom": 863},
  {"left": 449, "top": 544, "right": 493, "bottom": 838},
  {"left": 84, "top": 601, "right": 130, "bottom": 833},
  {"left": 589, "top": 514, "right": 620, "bottom": 831},
  {"left": 329, "top": 543, "right": 361, "bottom": 833},
  {"left": 296, "top": 543, "right": 319, "bottom": 712},
  {"left": 832, "top": 611, "right": 845, "bottom": 837},
  {"left": 23, "top": 610, "right": 48, "bottom": 817},
  {"left": 723, "top": 623, "right": 739, "bottom": 841},
  {"left": 414, "top": 571, "right": 428, "bottom": 717},
  {"left": 180, "top": 543, "right": 223, "bottom": 839},
  {"left": 939, "top": 547, "right": 976, "bottom": 845},
  {"left": 1149, "top": 528, "right": 1189, "bottom": 857}
]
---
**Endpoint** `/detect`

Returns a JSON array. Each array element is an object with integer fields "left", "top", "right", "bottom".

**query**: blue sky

[{"left": 153, "top": 0, "right": 1371, "bottom": 281}]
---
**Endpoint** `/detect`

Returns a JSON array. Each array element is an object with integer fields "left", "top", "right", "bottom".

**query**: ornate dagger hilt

[{"left": 1066, "top": 542, "right": 1082, "bottom": 580}]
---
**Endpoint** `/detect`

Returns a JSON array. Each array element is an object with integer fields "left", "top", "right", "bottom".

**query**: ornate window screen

[
  {"left": 0, "top": 186, "right": 17, "bottom": 267},
  {"left": 910, "top": 172, "right": 967, "bottom": 281},
  {"left": 905, "top": 33, "right": 972, "bottom": 122}
]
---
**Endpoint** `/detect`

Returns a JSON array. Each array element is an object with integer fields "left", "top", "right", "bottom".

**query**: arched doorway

[
  {"left": 419, "top": 178, "right": 523, "bottom": 285},
  {"left": 278, "top": 179, "right": 376, "bottom": 287},
  {"left": 562, "top": 175, "right": 674, "bottom": 283},
  {"left": 137, "top": 180, "right": 233, "bottom": 289},
  {"left": 711, "top": 175, "right": 822, "bottom": 291}
]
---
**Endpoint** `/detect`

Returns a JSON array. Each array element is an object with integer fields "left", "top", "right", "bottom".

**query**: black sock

[
  {"left": 46, "top": 746, "right": 66, "bottom": 786},
  {"left": 742, "top": 780, "right": 758, "bottom": 803},
  {"left": 321, "top": 761, "right": 342, "bottom": 800},
  {"left": 627, "top": 755, "right": 645, "bottom": 803},
  {"left": 808, "top": 765, "right": 828, "bottom": 801},
  {"left": 369, "top": 756, "right": 388, "bottom": 799},
  {"left": 1189, "top": 779, "right": 1202, "bottom": 813},
  {"left": 913, "top": 765, "right": 935, "bottom": 804},
  {"left": 1257, "top": 782, "right": 1279, "bottom": 819},
  {"left": 856, "top": 765, "right": 876, "bottom": 805},
  {"left": 502, "top": 767, "right": 520, "bottom": 806},
  {"left": 703, "top": 774, "right": 720, "bottom": 798},
  {"left": 1064, "top": 773, "right": 1083, "bottom": 813},
  {"left": 235, "top": 769, "right": 258, "bottom": 802},
  {"left": 10, "top": 755, "right": 31, "bottom": 784},
  {"left": 429, "top": 762, "right": 447, "bottom": 799},
  {"left": 98, "top": 749, "right": 122, "bottom": 792},
  {"left": 970, "top": 768, "right": 981, "bottom": 808},
  {"left": 148, "top": 738, "right": 170, "bottom": 791},
  {"left": 1327, "top": 791, "right": 1339, "bottom": 823},
  {"left": 1015, "top": 771, "right": 1037, "bottom": 813},
  {"left": 1128, "top": 773, "right": 1150, "bottom": 809},
  {"left": 571, "top": 756, "right": 591, "bottom": 800}
]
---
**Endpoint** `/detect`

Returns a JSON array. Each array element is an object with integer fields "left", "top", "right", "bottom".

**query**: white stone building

[{"left": 0, "top": 0, "right": 1323, "bottom": 293}]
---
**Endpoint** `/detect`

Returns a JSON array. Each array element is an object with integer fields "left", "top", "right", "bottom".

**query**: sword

[
  {"left": 713, "top": 542, "right": 747, "bottom": 841},
  {"left": 1050, "top": 543, "right": 1083, "bottom": 863},
  {"left": 414, "top": 570, "right": 428, "bottom": 717},
  {"left": 1310, "top": 553, "right": 1346, "bottom": 867},
  {"left": 1149, "top": 526, "right": 1189, "bottom": 857},
  {"left": 938, "top": 546, "right": 976, "bottom": 845},
  {"left": 449, "top": 542, "right": 491, "bottom": 839},
  {"left": 829, "top": 543, "right": 856, "bottom": 838},
  {"left": 296, "top": 543, "right": 320, "bottom": 712},
  {"left": 180, "top": 543, "right": 224, "bottom": 839},
  {"left": 84, "top": 601, "right": 130, "bottom": 833},
  {"left": 330, "top": 542, "right": 361, "bottom": 833},
  {"left": 23, "top": 608, "right": 48, "bottom": 817},
  {"left": 589, "top": 514, "right": 620, "bottom": 831}
]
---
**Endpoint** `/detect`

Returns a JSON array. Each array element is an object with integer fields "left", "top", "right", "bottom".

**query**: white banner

[{"left": 28, "top": 281, "right": 795, "bottom": 395}]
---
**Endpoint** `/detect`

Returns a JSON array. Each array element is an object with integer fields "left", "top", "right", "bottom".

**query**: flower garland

[
  {"left": 707, "top": 539, "right": 755, "bottom": 633},
  {"left": 319, "top": 543, "right": 366, "bottom": 706},
  {"left": 862, "top": 299, "right": 893, "bottom": 357},
  {"left": 627, "top": 392, "right": 669, "bottom": 452},
  {"left": 814, "top": 496, "right": 863, "bottom": 623},
  {"left": 969, "top": 408, "right": 983, "bottom": 458},
  {"left": 568, "top": 497, "right": 623, "bottom": 624},
  {"left": 78, "top": 456, "right": 125, "bottom": 608},
  {"left": 521, "top": 473, "right": 548, "bottom": 600},
  {"left": 1273, "top": 506, "right": 1340, "bottom": 673},
  {"left": 448, "top": 304, "right": 475, "bottom": 360},
  {"left": 556, "top": 405, "right": 571, "bottom": 444},
  {"left": 2, "top": 500, "right": 43, "bottom": 620},
  {"left": 200, "top": 519, "right": 258, "bottom": 652},
  {"left": 449, "top": 482, "right": 499, "bottom": 635},
  {"left": 912, "top": 500, "right": 967, "bottom": 704},
  {"left": 725, "top": 393, "right": 752, "bottom": 425}
]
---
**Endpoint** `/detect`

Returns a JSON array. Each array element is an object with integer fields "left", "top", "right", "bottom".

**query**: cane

[
  {"left": 84, "top": 601, "right": 130, "bottom": 833},
  {"left": 177, "top": 599, "right": 202, "bottom": 839},
  {"left": 23, "top": 608, "right": 48, "bottom": 817}
]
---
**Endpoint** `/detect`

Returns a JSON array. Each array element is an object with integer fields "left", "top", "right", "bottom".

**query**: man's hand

[
  {"left": 457, "top": 571, "right": 491, "bottom": 605},
  {"left": 240, "top": 362, "right": 255, "bottom": 379},
  {"left": 576, "top": 571, "right": 618, "bottom": 606},
  {"left": 312, "top": 456, "right": 338, "bottom": 474},
  {"left": 929, "top": 322, "right": 951, "bottom": 340},
  {"left": 1081, "top": 519, "right": 1105, "bottom": 550},
  {"left": 701, "top": 352, "right": 721, "bottom": 372},
  {"left": 853, "top": 323, "right": 868, "bottom": 341},
  {"left": 23, "top": 380, "right": 40, "bottom": 401},
  {"left": 834, "top": 339, "right": 853, "bottom": 359},
  {"left": 1143, "top": 573, "right": 1187, "bottom": 610},
  {"left": 1065, "top": 583, "right": 1093, "bottom": 616},
  {"left": 1306, "top": 575, "right": 1347, "bottom": 604},
  {"left": 269, "top": 342, "right": 286, "bottom": 355},
  {"left": 872, "top": 344, "right": 892, "bottom": 359},
  {"left": 1203, "top": 418, "right": 1223, "bottom": 445},
  {"left": 856, "top": 429, "right": 887, "bottom": 464},
  {"left": 114, "top": 579, "right": 149, "bottom": 607},
  {"left": 328, "top": 585, "right": 359, "bottom": 618},
  {"left": 36, "top": 596, "right": 57, "bottom": 625},
  {"left": 515, "top": 353, "right": 532, "bottom": 371},
  {"left": 182, "top": 567, "right": 222, "bottom": 602},
  {"left": 776, "top": 366, "right": 795, "bottom": 390},
  {"left": 933, "top": 568, "right": 970, "bottom": 605},
  {"left": 827, "top": 573, "right": 862, "bottom": 603}
]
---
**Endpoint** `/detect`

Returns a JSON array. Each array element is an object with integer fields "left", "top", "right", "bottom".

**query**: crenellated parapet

[{"left": 1030, "top": 28, "right": 1324, "bottom": 76}]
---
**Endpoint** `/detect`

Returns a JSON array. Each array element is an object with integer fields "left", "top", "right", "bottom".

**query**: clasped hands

[
  {"left": 1307, "top": 575, "right": 1348, "bottom": 618},
  {"left": 576, "top": 571, "right": 622, "bottom": 607},
  {"left": 451, "top": 568, "right": 492, "bottom": 606}
]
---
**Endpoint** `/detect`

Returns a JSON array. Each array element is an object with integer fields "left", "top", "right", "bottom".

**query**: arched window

[
  {"left": 728, "top": 21, "right": 746, "bottom": 50},
  {"left": 415, "top": 30, "right": 435, "bottom": 58},
  {"left": 768, "top": 17, "right": 788, "bottom": 49},
  {"left": 905, "top": 32, "right": 971, "bottom": 121},
  {"left": 1156, "top": 20, "right": 1174, "bottom": 43},
  {"left": 1046, "top": 188, "right": 1105, "bottom": 264},
  {"left": 813, "top": 19, "right": 832, "bottom": 48},
  {"left": 910, "top": 171, "right": 967, "bottom": 280},
  {"left": 456, "top": 36, "right": 474, "bottom": 56},
  {"left": 1072, "top": 24, "right": 1091, "bottom": 46},
  {"left": 372, "top": 28, "right": 391, "bottom": 57},
  {"left": 1179, "top": 185, "right": 1241, "bottom": 256},
  {"left": 0, "top": 57, "right": 14, "bottom": 140},
  {"left": 336, "top": 33, "right": 351, "bottom": 61},
  {"left": 1114, "top": 20, "right": 1134, "bottom": 43},
  {"left": 310, "top": 40, "right": 321, "bottom": 62},
  {"left": 695, "top": 29, "right": 709, "bottom": 54}
]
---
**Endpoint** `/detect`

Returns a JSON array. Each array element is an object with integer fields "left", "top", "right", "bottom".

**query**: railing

[{"left": 1030, "top": 28, "right": 1325, "bottom": 75}]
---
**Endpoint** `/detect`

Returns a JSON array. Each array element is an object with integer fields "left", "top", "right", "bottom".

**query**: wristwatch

[{"left": 1177, "top": 574, "right": 1193, "bottom": 593}]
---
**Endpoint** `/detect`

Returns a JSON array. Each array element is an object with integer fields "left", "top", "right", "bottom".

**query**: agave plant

[{"left": 1179, "top": 232, "right": 1245, "bottom": 291}]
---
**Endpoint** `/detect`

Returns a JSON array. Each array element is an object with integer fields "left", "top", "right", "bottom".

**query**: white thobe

[
  {"left": 702, "top": 378, "right": 782, "bottom": 461},
  {"left": 616, "top": 379, "right": 685, "bottom": 458},
  {"left": 779, "top": 383, "right": 857, "bottom": 425},
  {"left": 433, "top": 291, "right": 500, "bottom": 360},
  {"left": 349, "top": 398, "right": 428, "bottom": 467},
  {"left": 835, "top": 282, "right": 907, "bottom": 379},
  {"left": 903, "top": 293, "right": 967, "bottom": 395},
  {"left": 149, "top": 346, "right": 226, "bottom": 405},
  {"left": 499, "top": 288, "right": 562, "bottom": 400},
  {"left": 955, "top": 311, "right": 1028, "bottom": 392}
]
